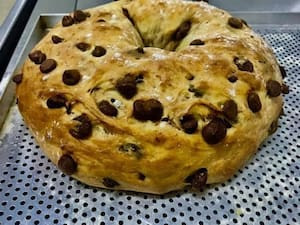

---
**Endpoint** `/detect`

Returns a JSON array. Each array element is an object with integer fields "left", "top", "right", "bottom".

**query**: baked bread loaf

[{"left": 15, "top": 0, "right": 287, "bottom": 194}]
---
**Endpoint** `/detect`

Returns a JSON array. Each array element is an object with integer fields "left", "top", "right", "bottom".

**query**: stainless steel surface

[
  {"left": 77, "top": 0, "right": 300, "bottom": 12},
  {"left": 209, "top": 0, "right": 300, "bottom": 12},
  {"left": 0, "top": 12, "right": 300, "bottom": 225},
  {"left": 232, "top": 12, "right": 300, "bottom": 26},
  {"left": 0, "top": 0, "right": 28, "bottom": 52},
  {"left": 77, "top": 0, "right": 113, "bottom": 9},
  {"left": 0, "top": 0, "right": 16, "bottom": 25},
  {"left": 74, "top": 0, "right": 79, "bottom": 11}
]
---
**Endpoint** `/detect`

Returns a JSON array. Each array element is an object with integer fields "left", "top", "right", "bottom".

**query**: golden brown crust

[{"left": 16, "top": 0, "right": 283, "bottom": 194}]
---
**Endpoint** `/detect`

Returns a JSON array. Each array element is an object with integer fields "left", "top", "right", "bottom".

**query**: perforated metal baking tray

[{"left": 0, "top": 13, "right": 299, "bottom": 225}]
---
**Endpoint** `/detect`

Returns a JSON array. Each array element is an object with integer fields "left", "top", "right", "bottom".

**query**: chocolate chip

[
  {"left": 161, "top": 117, "right": 169, "bottom": 122},
  {"left": 133, "top": 99, "right": 163, "bottom": 122},
  {"left": 74, "top": 10, "right": 88, "bottom": 23},
  {"left": 180, "top": 114, "right": 198, "bottom": 134},
  {"left": 222, "top": 100, "right": 238, "bottom": 121},
  {"left": 12, "top": 74, "right": 23, "bottom": 84},
  {"left": 247, "top": 91, "right": 262, "bottom": 113},
  {"left": 228, "top": 17, "right": 243, "bottom": 29},
  {"left": 92, "top": 46, "right": 106, "bottom": 57},
  {"left": 190, "top": 39, "right": 205, "bottom": 46},
  {"left": 29, "top": 50, "right": 46, "bottom": 64},
  {"left": 47, "top": 94, "right": 67, "bottom": 109},
  {"left": 62, "top": 16, "right": 74, "bottom": 27},
  {"left": 69, "top": 114, "right": 92, "bottom": 139},
  {"left": 188, "top": 85, "right": 203, "bottom": 97},
  {"left": 221, "top": 118, "right": 232, "bottom": 128},
  {"left": 281, "top": 84, "right": 289, "bottom": 94},
  {"left": 119, "top": 143, "right": 142, "bottom": 158},
  {"left": 185, "top": 168, "right": 207, "bottom": 190},
  {"left": 228, "top": 75, "right": 238, "bottom": 83},
  {"left": 40, "top": 59, "right": 57, "bottom": 73},
  {"left": 65, "top": 102, "right": 72, "bottom": 114},
  {"left": 185, "top": 74, "right": 194, "bottom": 80},
  {"left": 135, "top": 74, "right": 144, "bottom": 84},
  {"left": 76, "top": 42, "right": 91, "bottom": 52},
  {"left": 202, "top": 118, "right": 227, "bottom": 144},
  {"left": 58, "top": 154, "right": 77, "bottom": 175},
  {"left": 279, "top": 66, "right": 287, "bottom": 78},
  {"left": 122, "top": 8, "right": 135, "bottom": 25},
  {"left": 128, "top": 48, "right": 145, "bottom": 59},
  {"left": 116, "top": 74, "right": 137, "bottom": 99},
  {"left": 88, "top": 86, "right": 100, "bottom": 93},
  {"left": 269, "top": 119, "right": 278, "bottom": 135},
  {"left": 173, "top": 21, "right": 191, "bottom": 41},
  {"left": 234, "top": 57, "right": 254, "bottom": 72},
  {"left": 52, "top": 35, "right": 64, "bottom": 44},
  {"left": 98, "top": 100, "right": 118, "bottom": 117},
  {"left": 137, "top": 47, "right": 144, "bottom": 54},
  {"left": 241, "top": 19, "right": 248, "bottom": 27},
  {"left": 62, "top": 70, "right": 81, "bottom": 85},
  {"left": 138, "top": 173, "right": 146, "bottom": 181},
  {"left": 103, "top": 177, "right": 119, "bottom": 188},
  {"left": 266, "top": 80, "right": 281, "bottom": 97},
  {"left": 97, "top": 19, "right": 106, "bottom": 22}
]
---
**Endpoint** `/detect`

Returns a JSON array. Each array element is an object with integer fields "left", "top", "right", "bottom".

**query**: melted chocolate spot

[
  {"left": 266, "top": 80, "right": 281, "bottom": 97},
  {"left": 116, "top": 74, "right": 137, "bottom": 99},
  {"left": 185, "top": 74, "right": 194, "bottom": 80},
  {"left": 138, "top": 173, "right": 146, "bottom": 181},
  {"left": 185, "top": 168, "right": 208, "bottom": 190},
  {"left": 222, "top": 100, "right": 238, "bottom": 121},
  {"left": 119, "top": 143, "right": 142, "bottom": 158},
  {"left": 228, "top": 17, "right": 243, "bottom": 29},
  {"left": 161, "top": 117, "right": 169, "bottom": 122},
  {"left": 135, "top": 74, "right": 144, "bottom": 84},
  {"left": 12, "top": 74, "right": 23, "bottom": 84},
  {"left": 62, "top": 16, "right": 74, "bottom": 27},
  {"left": 234, "top": 57, "right": 254, "bottom": 72},
  {"left": 103, "top": 177, "right": 119, "bottom": 188},
  {"left": 188, "top": 85, "right": 203, "bottom": 97},
  {"left": 173, "top": 21, "right": 191, "bottom": 41},
  {"left": 62, "top": 70, "right": 81, "bottom": 86},
  {"left": 133, "top": 99, "right": 163, "bottom": 122},
  {"left": 98, "top": 100, "right": 118, "bottom": 117},
  {"left": 40, "top": 59, "right": 57, "bottom": 74},
  {"left": 180, "top": 114, "right": 198, "bottom": 134},
  {"left": 74, "top": 10, "right": 88, "bottom": 23},
  {"left": 29, "top": 50, "right": 46, "bottom": 64},
  {"left": 58, "top": 154, "right": 77, "bottom": 175},
  {"left": 137, "top": 47, "right": 144, "bottom": 54},
  {"left": 202, "top": 118, "right": 227, "bottom": 144},
  {"left": 92, "top": 46, "right": 106, "bottom": 57},
  {"left": 52, "top": 35, "right": 64, "bottom": 44},
  {"left": 76, "top": 42, "right": 91, "bottom": 51},
  {"left": 228, "top": 75, "right": 238, "bottom": 83},
  {"left": 247, "top": 91, "right": 262, "bottom": 113},
  {"left": 69, "top": 114, "right": 92, "bottom": 139},
  {"left": 97, "top": 19, "right": 106, "bottom": 22},
  {"left": 47, "top": 94, "right": 67, "bottom": 109},
  {"left": 190, "top": 39, "right": 205, "bottom": 46},
  {"left": 281, "top": 84, "right": 289, "bottom": 94}
]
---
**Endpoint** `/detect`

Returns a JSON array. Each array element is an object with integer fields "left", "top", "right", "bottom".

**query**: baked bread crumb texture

[{"left": 14, "top": 0, "right": 289, "bottom": 194}]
